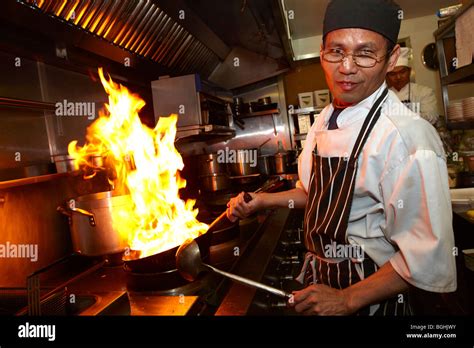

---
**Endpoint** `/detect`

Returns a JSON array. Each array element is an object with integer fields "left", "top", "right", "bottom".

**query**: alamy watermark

[
  {"left": 18, "top": 322, "right": 55, "bottom": 341},
  {"left": 55, "top": 99, "right": 96, "bottom": 120},
  {"left": 217, "top": 147, "right": 257, "bottom": 167},
  {"left": 0, "top": 242, "right": 38, "bottom": 262},
  {"left": 324, "top": 241, "right": 364, "bottom": 260},
  {"left": 382, "top": 100, "right": 421, "bottom": 118}
]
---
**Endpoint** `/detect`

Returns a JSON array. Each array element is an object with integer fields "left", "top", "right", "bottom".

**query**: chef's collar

[{"left": 324, "top": 83, "right": 388, "bottom": 128}]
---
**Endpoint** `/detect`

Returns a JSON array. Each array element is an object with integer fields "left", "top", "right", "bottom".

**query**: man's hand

[
  {"left": 289, "top": 284, "right": 355, "bottom": 316},
  {"left": 226, "top": 192, "right": 261, "bottom": 222}
]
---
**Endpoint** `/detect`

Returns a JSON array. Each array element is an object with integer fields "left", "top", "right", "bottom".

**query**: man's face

[
  {"left": 386, "top": 66, "right": 411, "bottom": 91},
  {"left": 321, "top": 28, "right": 400, "bottom": 105}
]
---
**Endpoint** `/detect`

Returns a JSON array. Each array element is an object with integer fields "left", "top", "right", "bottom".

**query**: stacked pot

[{"left": 197, "top": 154, "right": 231, "bottom": 192}]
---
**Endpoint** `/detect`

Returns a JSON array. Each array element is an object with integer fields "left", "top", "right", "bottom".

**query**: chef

[
  {"left": 387, "top": 47, "right": 440, "bottom": 125},
  {"left": 226, "top": 0, "right": 456, "bottom": 315}
]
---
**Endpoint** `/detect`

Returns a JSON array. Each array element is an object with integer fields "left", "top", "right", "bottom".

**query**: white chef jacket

[
  {"left": 389, "top": 82, "right": 439, "bottom": 125},
  {"left": 297, "top": 83, "right": 456, "bottom": 293}
]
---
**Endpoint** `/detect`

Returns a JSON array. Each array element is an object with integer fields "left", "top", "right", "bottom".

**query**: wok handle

[
  {"left": 204, "top": 263, "right": 292, "bottom": 299},
  {"left": 207, "top": 191, "right": 253, "bottom": 230}
]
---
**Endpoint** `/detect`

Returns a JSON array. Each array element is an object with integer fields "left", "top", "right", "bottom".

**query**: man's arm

[
  {"left": 226, "top": 188, "right": 307, "bottom": 221},
  {"left": 290, "top": 261, "right": 409, "bottom": 315}
]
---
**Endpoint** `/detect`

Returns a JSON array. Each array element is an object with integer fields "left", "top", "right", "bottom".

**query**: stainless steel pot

[
  {"left": 257, "top": 155, "right": 275, "bottom": 176},
  {"left": 199, "top": 173, "right": 231, "bottom": 192},
  {"left": 52, "top": 155, "right": 80, "bottom": 173},
  {"left": 274, "top": 152, "right": 289, "bottom": 174},
  {"left": 198, "top": 153, "right": 228, "bottom": 176},
  {"left": 228, "top": 149, "right": 259, "bottom": 176},
  {"left": 57, "top": 191, "right": 132, "bottom": 256}
]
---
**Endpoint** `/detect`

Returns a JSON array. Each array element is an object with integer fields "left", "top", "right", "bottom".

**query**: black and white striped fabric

[{"left": 299, "top": 88, "right": 412, "bottom": 316}]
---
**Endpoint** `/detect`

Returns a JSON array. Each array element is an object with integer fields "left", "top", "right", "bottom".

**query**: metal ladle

[{"left": 176, "top": 239, "right": 291, "bottom": 299}]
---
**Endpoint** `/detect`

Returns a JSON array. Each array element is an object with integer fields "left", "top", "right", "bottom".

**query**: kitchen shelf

[
  {"left": 434, "top": 1, "right": 474, "bottom": 130},
  {"left": 0, "top": 172, "right": 68, "bottom": 190},
  {"left": 175, "top": 124, "right": 235, "bottom": 143},
  {"left": 238, "top": 108, "right": 280, "bottom": 118},
  {"left": 289, "top": 106, "right": 324, "bottom": 115},
  {"left": 441, "top": 63, "right": 474, "bottom": 85},
  {"left": 447, "top": 120, "right": 474, "bottom": 130}
]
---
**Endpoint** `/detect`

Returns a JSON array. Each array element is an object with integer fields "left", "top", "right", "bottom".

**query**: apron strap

[{"left": 349, "top": 88, "right": 389, "bottom": 162}]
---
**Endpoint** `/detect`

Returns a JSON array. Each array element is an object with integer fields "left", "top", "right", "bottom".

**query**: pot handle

[
  {"left": 57, "top": 205, "right": 71, "bottom": 217},
  {"left": 69, "top": 207, "right": 96, "bottom": 226}
]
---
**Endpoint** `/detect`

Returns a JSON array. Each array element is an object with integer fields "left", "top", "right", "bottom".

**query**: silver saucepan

[{"left": 57, "top": 191, "right": 132, "bottom": 256}]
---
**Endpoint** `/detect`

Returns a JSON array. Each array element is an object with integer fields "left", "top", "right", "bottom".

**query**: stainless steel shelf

[
  {"left": 238, "top": 108, "right": 280, "bottom": 118},
  {"left": 0, "top": 172, "right": 68, "bottom": 190},
  {"left": 289, "top": 106, "right": 324, "bottom": 115},
  {"left": 447, "top": 120, "right": 474, "bottom": 130},
  {"left": 175, "top": 124, "right": 235, "bottom": 142}
]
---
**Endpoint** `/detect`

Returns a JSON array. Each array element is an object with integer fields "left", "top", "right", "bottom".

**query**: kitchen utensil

[
  {"left": 257, "top": 138, "right": 271, "bottom": 152},
  {"left": 233, "top": 117, "right": 245, "bottom": 129},
  {"left": 123, "top": 231, "right": 212, "bottom": 273},
  {"left": 57, "top": 191, "right": 132, "bottom": 256},
  {"left": 197, "top": 153, "right": 228, "bottom": 176},
  {"left": 52, "top": 155, "right": 81, "bottom": 173},
  {"left": 228, "top": 149, "right": 259, "bottom": 176},
  {"left": 176, "top": 239, "right": 291, "bottom": 298},
  {"left": 199, "top": 173, "right": 231, "bottom": 192},
  {"left": 257, "top": 154, "right": 275, "bottom": 176},
  {"left": 274, "top": 152, "right": 289, "bottom": 174}
]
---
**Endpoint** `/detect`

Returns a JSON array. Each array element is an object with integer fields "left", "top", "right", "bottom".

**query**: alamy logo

[
  {"left": 217, "top": 147, "right": 257, "bottom": 167},
  {"left": 18, "top": 322, "right": 55, "bottom": 341},
  {"left": 55, "top": 99, "right": 96, "bottom": 120},
  {"left": 324, "top": 241, "right": 364, "bottom": 260},
  {"left": 382, "top": 100, "right": 421, "bottom": 117},
  {"left": 0, "top": 242, "right": 38, "bottom": 262}
]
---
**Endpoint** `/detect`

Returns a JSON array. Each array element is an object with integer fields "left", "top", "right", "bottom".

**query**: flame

[{"left": 69, "top": 68, "right": 208, "bottom": 258}]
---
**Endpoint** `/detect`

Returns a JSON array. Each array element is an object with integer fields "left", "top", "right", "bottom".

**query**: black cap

[{"left": 323, "top": 0, "right": 402, "bottom": 44}]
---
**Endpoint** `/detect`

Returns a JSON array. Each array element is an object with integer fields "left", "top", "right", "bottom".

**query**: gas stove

[{"left": 1, "top": 207, "right": 304, "bottom": 316}]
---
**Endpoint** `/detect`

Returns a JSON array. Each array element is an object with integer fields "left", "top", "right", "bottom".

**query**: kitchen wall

[{"left": 282, "top": 61, "right": 328, "bottom": 108}]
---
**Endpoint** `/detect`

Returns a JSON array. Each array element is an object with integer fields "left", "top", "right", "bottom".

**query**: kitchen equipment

[
  {"left": 176, "top": 239, "right": 291, "bottom": 299},
  {"left": 258, "top": 96, "right": 272, "bottom": 105},
  {"left": 228, "top": 149, "right": 259, "bottom": 176},
  {"left": 197, "top": 153, "right": 228, "bottom": 176},
  {"left": 258, "top": 155, "right": 276, "bottom": 176},
  {"left": 274, "top": 152, "right": 289, "bottom": 174},
  {"left": 0, "top": 163, "right": 55, "bottom": 181},
  {"left": 52, "top": 155, "right": 81, "bottom": 173},
  {"left": 57, "top": 191, "right": 132, "bottom": 256},
  {"left": 123, "top": 230, "right": 212, "bottom": 274},
  {"left": 152, "top": 74, "right": 231, "bottom": 128},
  {"left": 199, "top": 173, "right": 231, "bottom": 192}
]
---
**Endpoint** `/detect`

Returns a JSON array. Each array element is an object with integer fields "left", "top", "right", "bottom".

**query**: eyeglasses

[{"left": 321, "top": 49, "right": 390, "bottom": 68}]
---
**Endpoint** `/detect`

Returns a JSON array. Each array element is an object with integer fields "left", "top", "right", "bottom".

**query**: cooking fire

[{"left": 68, "top": 68, "right": 208, "bottom": 259}]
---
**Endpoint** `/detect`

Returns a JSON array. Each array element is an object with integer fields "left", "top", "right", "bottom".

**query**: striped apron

[{"left": 296, "top": 88, "right": 411, "bottom": 316}]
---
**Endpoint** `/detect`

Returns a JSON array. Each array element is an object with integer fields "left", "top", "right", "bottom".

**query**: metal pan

[{"left": 122, "top": 230, "right": 212, "bottom": 273}]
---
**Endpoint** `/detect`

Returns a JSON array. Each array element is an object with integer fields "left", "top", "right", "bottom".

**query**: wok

[{"left": 122, "top": 177, "right": 282, "bottom": 273}]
